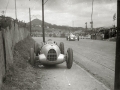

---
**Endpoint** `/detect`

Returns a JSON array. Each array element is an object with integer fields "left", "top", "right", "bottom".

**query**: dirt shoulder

[{"left": 1, "top": 37, "right": 42, "bottom": 90}]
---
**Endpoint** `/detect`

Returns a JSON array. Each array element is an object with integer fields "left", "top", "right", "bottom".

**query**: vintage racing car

[
  {"left": 66, "top": 33, "right": 79, "bottom": 41},
  {"left": 30, "top": 39, "right": 73, "bottom": 69}
]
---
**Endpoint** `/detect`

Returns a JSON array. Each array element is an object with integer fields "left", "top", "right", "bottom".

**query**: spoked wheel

[
  {"left": 66, "top": 48, "right": 73, "bottom": 69},
  {"left": 59, "top": 42, "right": 64, "bottom": 54},
  {"left": 34, "top": 42, "right": 40, "bottom": 56},
  {"left": 30, "top": 48, "right": 35, "bottom": 66}
]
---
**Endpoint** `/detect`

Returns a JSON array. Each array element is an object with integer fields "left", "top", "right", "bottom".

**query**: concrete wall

[{"left": 0, "top": 21, "right": 29, "bottom": 89}]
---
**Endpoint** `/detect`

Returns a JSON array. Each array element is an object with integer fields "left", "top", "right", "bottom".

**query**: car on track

[
  {"left": 66, "top": 33, "right": 79, "bottom": 41},
  {"left": 30, "top": 39, "right": 73, "bottom": 69}
]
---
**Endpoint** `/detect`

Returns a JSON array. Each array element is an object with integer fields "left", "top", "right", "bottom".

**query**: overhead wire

[
  {"left": 30, "top": 0, "right": 49, "bottom": 11},
  {"left": 4, "top": 0, "right": 10, "bottom": 16},
  {"left": 31, "top": 0, "right": 39, "bottom": 11},
  {"left": 44, "top": 0, "right": 49, "bottom": 5},
  {"left": 28, "top": 0, "right": 49, "bottom": 20},
  {"left": 30, "top": 0, "right": 42, "bottom": 20}
]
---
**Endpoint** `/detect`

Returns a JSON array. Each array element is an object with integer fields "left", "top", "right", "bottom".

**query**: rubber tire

[
  {"left": 68, "top": 37, "right": 69, "bottom": 41},
  {"left": 30, "top": 48, "right": 35, "bottom": 66},
  {"left": 66, "top": 48, "right": 73, "bottom": 69},
  {"left": 66, "top": 37, "right": 68, "bottom": 41},
  {"left": 59, "top": 42, "right": 64, "bottom": 54},
  {"left": 34, "top": 42, "right": 40, "bottom": 56},
  {"left": 78, "top": 36, "right": 79, "bottom": 41},
  {"left": 68, "top": 38, "right": 70, "bottom": 41}
]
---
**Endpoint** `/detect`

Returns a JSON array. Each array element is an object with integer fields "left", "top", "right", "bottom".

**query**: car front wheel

[{"left": 66, "top": 48, "right": 73, "bottom": 69}]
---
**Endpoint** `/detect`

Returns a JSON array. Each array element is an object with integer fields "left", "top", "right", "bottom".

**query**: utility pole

[
  {"left": 1, "top": 11, "right": 5, "bottom": 16},
  {"left": 15, "top": 0, "right": 17, "bottom": 20},
  {"left": 85, "top": 22, "right": 87, "bottom": 30},
  {"left": 113, "top": 13, "right": 116, "bottom": 28},
  {"left": 29, "top": 8, "right": 31, "bottom": 36},
  {"left": 90, "top": 0, "right": 94, "bottom": 30},
  {"left": 42, "top": 0, "right": 45, "bottom": 42},
  {"left": 114, "top": 0, "right": 120, "bottom": 89}
]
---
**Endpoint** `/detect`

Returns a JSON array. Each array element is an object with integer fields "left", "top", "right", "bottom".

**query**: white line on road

[
  {"left": 64, "top": 69, "right": 71, "bottom": 86},
  {"left": 66, "top": 76, "right": 71, "bottom": 86}
]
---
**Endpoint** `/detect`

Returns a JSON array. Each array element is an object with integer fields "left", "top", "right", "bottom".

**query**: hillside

[
  {"left": 28, "top": 19, "right": 85, "bottom": 33},
  {"left": 31, "top": 19, "right": 42, "bottom": 25}
]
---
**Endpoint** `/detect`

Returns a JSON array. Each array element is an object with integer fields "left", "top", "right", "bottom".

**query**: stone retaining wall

[{"left": 0, "top": 21, "right": 30, "bottom": 89}]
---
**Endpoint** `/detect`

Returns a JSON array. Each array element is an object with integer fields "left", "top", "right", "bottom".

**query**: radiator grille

[{"left": 47, "top": 49, "right": 57, "bottom": 61}]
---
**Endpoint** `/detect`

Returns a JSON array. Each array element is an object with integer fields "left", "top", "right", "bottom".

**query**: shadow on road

[{"left": 34, "top": 64, "right": 67, "bottom": 70}]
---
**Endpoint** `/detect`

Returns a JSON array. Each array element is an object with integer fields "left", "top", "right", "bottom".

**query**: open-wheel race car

[
  {"left": 66, "top": 33, "right": 79, "bottom": 41},
  {"left": 30, "top": 39, "right": 73, "bottom": 69}
]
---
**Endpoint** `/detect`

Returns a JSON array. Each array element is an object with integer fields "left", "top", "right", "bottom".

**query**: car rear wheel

[
  {"left": 66, "top": 48, "right": 73, "bottom": 69},
  {"left": 68, "top": 37, "right": 70, "bottom": 41},
  {"left": 66, "top": 37, "right": 68, "bottom": 41},
  {"left": 34, "top": 42, "right": 40, "bottom": 56},
  {"left": 30, "top": 48, "right": 35, "bottom": 66},
  {"left": 59, "top": 42, "right": 64, "bottom": 54}
]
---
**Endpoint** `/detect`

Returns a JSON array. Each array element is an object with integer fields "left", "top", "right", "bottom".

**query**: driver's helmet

[{"left": 48, "top": 39, "right": 52, "bottom": 41}]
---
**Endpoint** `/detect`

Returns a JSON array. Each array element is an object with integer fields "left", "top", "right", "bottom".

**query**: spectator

[{"left": 101, "top": 33, "right": 104, "bottom": 40}]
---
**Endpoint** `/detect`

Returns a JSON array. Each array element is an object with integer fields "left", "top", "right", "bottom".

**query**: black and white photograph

[{"left": 0, "top": 0, "right": 118, "bottom": 90}]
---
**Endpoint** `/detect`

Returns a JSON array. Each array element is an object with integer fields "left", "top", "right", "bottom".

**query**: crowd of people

[
  {"left": 98, "top": 27, "right": 117, "bottom": 40},
  {"left": 79, "top": 27, "right": 117, "bottom": 40}
]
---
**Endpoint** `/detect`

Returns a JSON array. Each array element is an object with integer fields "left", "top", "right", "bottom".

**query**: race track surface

[{"left": 33, "top": 37, "right": 115, "bottom": 90}]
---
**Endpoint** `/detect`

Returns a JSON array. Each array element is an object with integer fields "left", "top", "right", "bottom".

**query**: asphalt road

[{"left": 33, "top": 37, "right": 115, "bottom": 90}]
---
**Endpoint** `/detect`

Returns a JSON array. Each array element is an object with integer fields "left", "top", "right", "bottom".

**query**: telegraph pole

[
  {"left": 15, "top": 0, "right": 17, "bottom": 20},
  {"left": 42, "top": 0, "right": 45, "bottom": 42},
  {"left": 85, "top": 22, "right": 87, "bottom": 30},
  {"left": 29, "top": 8, "right": 31, "bottom": 36},
  {"left": 114, "top": 0, "right": 120, "bottom": 89},
  {"left": 113, "top": 13, "right": 116, "bottom": 28},
  {"left": 90, "top": 0, "right": 94, "bottom": 30}
]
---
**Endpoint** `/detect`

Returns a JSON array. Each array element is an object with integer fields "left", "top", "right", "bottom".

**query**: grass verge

[{"left": 1, "top": 37, "right": 42, "bottom": 90}]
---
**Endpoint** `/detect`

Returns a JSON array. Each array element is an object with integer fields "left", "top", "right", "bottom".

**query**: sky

[{"left": 0, "top": 0, "right": 117, "bottom": 28}]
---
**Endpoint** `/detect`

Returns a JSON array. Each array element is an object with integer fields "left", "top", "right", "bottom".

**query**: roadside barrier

[{"left": 0, "top": 21, "right": 30, "bottom": 89}]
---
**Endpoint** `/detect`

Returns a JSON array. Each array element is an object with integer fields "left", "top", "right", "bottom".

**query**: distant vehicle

[
  {"left": 66, "top": 33, "right": 79, "bottom": 41},
  {"left": 30, "top": 39, "right": 73, "bottom": 69}
]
